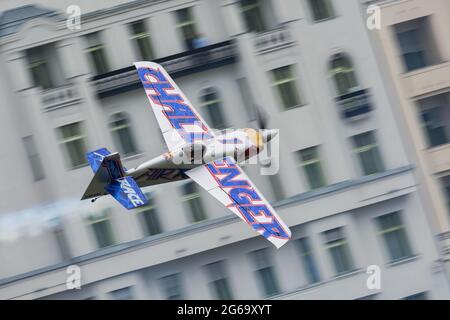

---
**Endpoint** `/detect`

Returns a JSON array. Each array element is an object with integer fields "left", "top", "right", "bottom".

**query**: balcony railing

[
  {"left": 92, "top": 40, "right": 237, "bottom": 98},
  {"left": 335, "top": 88, "right": 373, "bottom": 120},
  {"left": 253, "top": 27, "right": 294, "bottom": 54},
  {"left": 40, "top": 84, "right": 82, "bottom": 112}
]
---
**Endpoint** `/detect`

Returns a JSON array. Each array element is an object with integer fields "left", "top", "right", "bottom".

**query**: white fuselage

[
  {"left": 124, "top": 128, "right": 278, "bottom": 189},
  {"left": 126, "top": 128, "right": 263, "bottom": 179}
]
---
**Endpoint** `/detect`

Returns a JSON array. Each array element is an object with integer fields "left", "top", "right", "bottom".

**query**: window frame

[
  {"left": 109, "top": 112, "right": 139, "bottom": 157},
  {"left": 329, "top": 53, "right": 359, "bottom": 97},
  {"left": 376, "top": 212, "right": 414, "bottom": 263},
  {"left": 351, "top": 131, "right": 385, "bottom": 176},
  {"left": 199, "top": 87, "right": 228, "bottom": 129},
  {"left": 87, "top": 209, "right": 116, "bottom": 249},
  {"left": 137, "top": 193, "right": 163, "bottom": 237},
  {"left": 270, "top": 65, "right": 303, "bottom": 110},
  {"left": 443, "top": 176, "right": 450, "bottom": 213},
  {"left": 159, "top": 273, "right": 184, "bottom": 300},
  {"left": 26, "top": 45, "right": 57, "bottom": 90},
  {"left": 57, "top": 122, "right": 88, "bottom": 169},
  {"left": 420, "top": 106, "right": 449, "bottom": 148},
  {"left": 297, "top": 146, "right": 327, "bottom": 190},
  {"left": 28, "top": 60, "right": 54, "bottom": 90},
  {"left": 129, "top": 19, "right": 154, "bottom": 61},
  {"left": 249, "top": 248, "right": 280, "bottom": 297},
  {"left": 182, "top": 182, "right": 207, "bottom": 223},
  {"left": 175, "top": 7, "right": 198, "bottom": 50},
  {"left": 296, "top": 237, "right": 321, "bottom": 284},
  {"left": 394, "top": 18, "right": 431, "bottom": 73},
  {"left": 85, "top": 32, "right": 110, "bottom": 75},
  {"left": 110, "top": 286, "right": 134, "bottom": 300},
  {"left": 47, "top": 217, "right": 71, "bottom": 260},
  {"left": 240, "top": 0, "right": 268, "bottom": 33},
  {"left": 307, "top": 0, "right": 336, "bottom": 23},
  {"left": 396, "top": 28, "right": 426, "bottom": 72},
  {"left": 22, "top": 135, "right": 45, "bottom": 181},
  {"left": 205, "top": 260, "right": 234, "bottom": 299},
  {"left": 323, "top": 227, "right": 356, "bottom": 276}
]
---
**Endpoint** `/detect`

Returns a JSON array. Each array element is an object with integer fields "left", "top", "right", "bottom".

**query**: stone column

[
  {"left": 56, "top": 37, "right": 90, "bottom": 79},
  {"left": 6, "top": 51, "right": 33, "bottom": 91},
  {"left": 221, "top": 0, "right": 247, "bottom": 37}
]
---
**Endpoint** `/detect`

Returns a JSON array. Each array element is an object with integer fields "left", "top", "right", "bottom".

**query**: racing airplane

[{"left": 81, "top": 61, "right": 291, "bottom": 248}]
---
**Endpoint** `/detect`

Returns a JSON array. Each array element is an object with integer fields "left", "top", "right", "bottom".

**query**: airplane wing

[
  {"left": 186, "top": 157, "right": 291, "bottom": 248},
  {"left": 134, "top": 61, "right": 215, "bottom": 151}
]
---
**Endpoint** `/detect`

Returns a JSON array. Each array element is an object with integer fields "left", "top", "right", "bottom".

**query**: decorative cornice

[
  {"left": 92, "top": 40, "right": 238, "bottom": 98},
  {"left": 0, "top": 165, "right": 414, "bottom": 287}
]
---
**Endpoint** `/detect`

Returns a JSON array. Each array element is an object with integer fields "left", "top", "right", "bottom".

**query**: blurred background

[{"left": 0, "top": 0, "right": 449, "bottom": 300}]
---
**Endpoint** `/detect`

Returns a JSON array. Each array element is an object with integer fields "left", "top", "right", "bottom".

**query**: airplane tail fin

[
  {"left": 82, "top": 148, "right": 148, "bottom": 210},
  {"left": 86, "top": 147, "right": 112, "bottom": 173}
]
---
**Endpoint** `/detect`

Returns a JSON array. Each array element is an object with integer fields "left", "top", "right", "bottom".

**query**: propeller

[{"left": 251, "top": 104, "right": 275, "bottom": 167}]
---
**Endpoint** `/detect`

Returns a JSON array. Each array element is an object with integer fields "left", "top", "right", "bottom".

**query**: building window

[
  {"left": 199, "top": 88, "right": 227, "bottom": 129},
  {"left": 323, "top": 227, "right": 355, "bottom": 275},
  {"left": 139, "top": 193, "right": 162, "bottom": 236},
  {"left": 205, "top": 260, "right": 234, "bottom": 299},
  {"left": 352, "top": 131, "right": 385, "bottom": 176},
  {"left": 88, "top": 209, "right": 115, "bottom": 249},
  {"left": 377, "top": 212, "right": 413, "bottom": 262},
  {"left": 396, "top": 28, "right": 425, "bottom": 71},
  {"left": 267, "top": 172, "right": 285, "bottom": 202},
  {"left": 270, "top": 65, "right": 302, "bottom": 110},
  {"left": 443, "top": 176, "right": 450, "bottom": 213},
  {"left": 355, "top": 294, "right": 378, "bottom": 300},
  {"left": 394, "top": 17, "right": 439, "bottom": 72},
  {"left": 175, "top": 7, "right": 198, "bottom": 50},
  {"left": 403, "top": 292, "right": 428, "bottom": 300},
  {"left": 250, "top": 248, "right": 280, "bottom": 297},
  {"left": 22, "top": 136, "right": 45, "bottom": 181},
  {"left": 85, "top": 32, "right": 110, "bottom": 75},
  {"left": 57, "top": 122, "right": 88, "bottom": 169},
  {"left": 26, "top": 46, "right": 54, "bottom": 89},
  {"left": 296, "top": 237, "right": 321, "bottom": 284},
  {"left": 25, "top": 43, "right": 64, "bottom": 90},
  {"left": 160, "top": 273, "right": 184, "bottom": 299},
  {"left": 129, "top": 20, "right": 154, "bottom": 61},
  {"left": 47, "top": 217, "right": 71, "bottom": 260},
  {"left": 446, "top": 185, "right": 450, "bottom": 211},
  {"left": 420, "top": 106, "right": 449, "bottom": 148},
  {"left": 182, "top": 181, "right": 207, "bottom": 223},
  {"left": 110, "top": 287, "right": 134, "bottom": 300},
  {"left": 297, "top": 146, "right": 327, "bottom": 190},
  {"left": 329, "top": 53, "right": 359, "bottom": 96},
  {"left": 240, "top": 0, "right": 267, "bottom": 33},
  {"left": 308, "top": 0, "right": 335, "bottom": 22},
  {"left": 109, "top": 112, "right": 138, "bottom": 156}
]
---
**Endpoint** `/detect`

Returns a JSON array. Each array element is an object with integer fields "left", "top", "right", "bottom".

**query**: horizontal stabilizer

[
  {"left": 82, "top": 148, "right": 126, "bottom": 200},
  {"left": 106, "top": 176, "right": 148, "bottom": 210}
]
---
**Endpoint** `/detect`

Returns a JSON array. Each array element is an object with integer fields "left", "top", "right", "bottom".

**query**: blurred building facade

[
  {"left": 362, "top": 0, "right": 450, "bottom": 279},
  {"left": 0, "top": 0, "right": 448, "bottom": 299}
]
